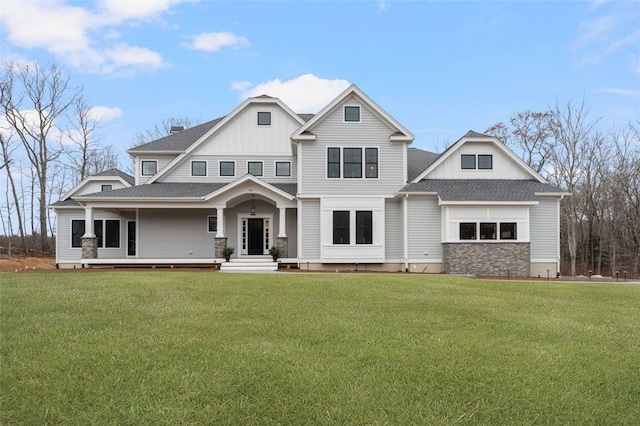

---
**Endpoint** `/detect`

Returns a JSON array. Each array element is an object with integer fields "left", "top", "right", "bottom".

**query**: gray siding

[
  {"left": 385, "top": 199, "right": 404, "bottom": 260},
  {"left": 530, "top": 197, "right": 559, "bottom": 259},
  {"left": 139, "top": 156, "right": 176, "bottom": 185},
  {"left": 299, "top": 97, "right": 406, "bottom": 196},
  {"left": 407, "top": 196, "right": 442, "bottom": 260},
  {"left": 285, "top": 208, "right": 298, "bottom": 258},
  {"left": 299, "top": 199, "right": 321, "bottom": 259}
]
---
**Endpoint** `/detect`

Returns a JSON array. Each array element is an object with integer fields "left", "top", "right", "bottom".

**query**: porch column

[
  {"left": 278, "top": 207, "right": 287, "bottom": 238},
  {"left": 81, "top": 207, "right": 98, "bottom": 259},
  {"left": 214, "top": 206, "right": 227, "bottom": 258}
]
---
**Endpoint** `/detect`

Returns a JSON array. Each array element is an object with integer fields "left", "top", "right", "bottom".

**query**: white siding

[
  {"left": 530, "top": 197, "right": 559, "bottom": 260},
  {"left": 71, "top": 179, "right": 129, "bottom": 196},
  {"left": 427, "top": 142, "right": 532, "bottom": 180},
  {"left": 299, "top": 199, "right": 321, "bottom": 260},
  {"left": 406, "top": 196, "right": 442, "bottom": 260},
  {"left": 385, "top": 199, "right": 404, "bottom": 260}
]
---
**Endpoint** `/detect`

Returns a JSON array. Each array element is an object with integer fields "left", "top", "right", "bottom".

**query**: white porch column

[
  {"left": 216, "top": 206, "right": 225, "bottom": 238},
  {"left": 278, "top": 207, "right": 287, "bottom": 238},
  {"left": 83, "top": 206, "right": 95, "bottom": 237}
]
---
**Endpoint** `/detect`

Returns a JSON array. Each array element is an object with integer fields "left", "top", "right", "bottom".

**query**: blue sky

[{"left": 1, "top": 0, "right": 638, "bottom": 161}]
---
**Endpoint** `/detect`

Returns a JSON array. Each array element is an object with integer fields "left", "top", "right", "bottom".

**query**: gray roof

[
  {"left": 400, "top": 179, "right": 565, "bottom": 202},
  {"left": 128, "top": 117, "right": 226, "bottom": 152},
  {"left": 92, "top": 168, "right": 135, "bottom": 185},
  {"left": 407, "top": 148, "right": 440, "bottom": 181},
  {"left": 49, "top": 198, "right": 81, "bottom": 207}
]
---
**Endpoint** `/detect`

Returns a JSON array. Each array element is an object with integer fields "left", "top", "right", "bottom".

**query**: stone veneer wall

[
  {"left": 81, "top": 237, "right": 98, "bottom": 259},
  {"left": 443, "top": 242, "right": 530, "bottom": 277},
  {"left": 214, "top": 237, "right": 228, "bottom": 258},
  {"left": 276, "top": 237, "right": 288, "bottom": 258}
]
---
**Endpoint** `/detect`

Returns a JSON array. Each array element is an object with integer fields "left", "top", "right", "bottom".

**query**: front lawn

[{"left": 2, "top": 272, "right": 639, "bottom": 424}]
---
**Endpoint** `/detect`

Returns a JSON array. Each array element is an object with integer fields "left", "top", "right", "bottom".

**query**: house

[{"left": 49, "top": 85, "right": 568, "bottom": 276}]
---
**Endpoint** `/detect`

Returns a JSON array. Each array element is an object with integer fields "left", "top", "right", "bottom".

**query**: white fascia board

[
  {"left": 389, "top": 134, "right": 414, "bottom": 143},
  {"left": 535, "top": 191, "right": 571, "bottom": 197},
  {"left": 438, "top": 200, "right": 539, "bottom": 206},
  {"left": 394, "top": 191, "right": 439, "bottom": 197},
  {"left": 291, "top": 133, "right": 317, "bottom": 142},
  {"left": 127, "top": 150, "right": 183, "bottom": 155},
  {"left": 46, "top": 205, "right": 83, "bottom": 210}
]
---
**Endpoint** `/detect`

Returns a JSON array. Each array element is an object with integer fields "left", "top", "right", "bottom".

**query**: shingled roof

[
  {"left": 400, "top": 179, "right": 565, "bottom": 202},
  {"left": 92, "top": 168, "right": 135, "bottom": 185},
  {"left": 128, "top": 117, "right": 226, "bottom": 152},
  {"left": 407, "top": 148, "right": 440, "bottom": 182}
]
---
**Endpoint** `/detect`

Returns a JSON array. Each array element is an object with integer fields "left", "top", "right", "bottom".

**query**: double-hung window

[
  {"left": 333, "top": 211, "right": 350, "bottom": 244},
  {"left": 343, "top": 148, "right": 362, "bottom": 178},
  {"left": 365, "top": 148, "right": 378, "bottom": 178},
  {"left": 356, "top": 211, "right": 372, "bottom": 244},
  {"left": 327, "top": 147, "right": 378, "bottom": 179},
  {"left": 328, "top": 148, "right": 341, "bottom": 178}
]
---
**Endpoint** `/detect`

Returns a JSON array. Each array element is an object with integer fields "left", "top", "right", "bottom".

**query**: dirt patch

[{"left": 0, "top": 256, "right": 56, "bottom": 273}]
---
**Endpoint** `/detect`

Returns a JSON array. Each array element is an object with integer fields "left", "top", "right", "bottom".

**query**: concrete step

[{"left": 220, "top": 258, "right": 278, "bottom": 272}]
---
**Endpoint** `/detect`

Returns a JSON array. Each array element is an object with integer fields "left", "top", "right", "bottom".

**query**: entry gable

[{"left": 204, "top": 174, "right": 296, "bottom": 207}]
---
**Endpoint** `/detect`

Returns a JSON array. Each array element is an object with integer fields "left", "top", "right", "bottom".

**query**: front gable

[{"left": 60, "top": 169, "right": 134, "bottom": 201}]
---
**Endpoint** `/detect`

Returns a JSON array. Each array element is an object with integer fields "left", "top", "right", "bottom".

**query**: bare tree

[
  {"left": 0, "top": 131, "right": 27, "bottom": 252},
  {"left": 0, "top": 62, "right": 79, "bottom": 252},
  {"left": 133, "top": 116, "right": 200, "bottom": 146}
]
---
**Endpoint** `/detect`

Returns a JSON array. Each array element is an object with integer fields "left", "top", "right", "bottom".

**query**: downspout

[{"left": 403, "top": 193, "right": 409, "bottom": 272}]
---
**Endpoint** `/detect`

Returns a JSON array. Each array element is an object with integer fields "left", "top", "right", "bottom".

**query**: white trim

[
  {"left": 247, "top": 160, "right": 264, "bottom": 177},
  {"left": 343, "top": 105, "right": 361, "bottom": 123},
  {"left": 61, "top": 175, "right": 133, "bottom": 201},
  {"left": 325, "top": 146, "right": 379, "bottom": 180},
  {"left": 206, "top": 215, "right": 217, "bottom": 233},
  {"left": 141, "top": 160, "right": 158, "bottom": 176},
  {"left": 236, "top": 214, "right": 274, "bottom": 256},
  {"left": 126, "top": 218, "right": 137, "bottom": 257}
]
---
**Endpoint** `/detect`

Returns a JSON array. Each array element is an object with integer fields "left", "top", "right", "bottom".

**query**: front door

[{"left": 247, "top": 218, "right": 264, "bottom": 255}]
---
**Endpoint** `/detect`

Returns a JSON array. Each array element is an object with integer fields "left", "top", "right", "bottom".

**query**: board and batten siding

[
  {"left": 299, "top": 96, "right": 406, "bottom": 196},
  {"left": 406, "top": 196, "right": 442, "bottom": 261},
  {"left": 138, "top": 209, "right": 216, "bottom": 258},
  {"left": 299, "top": 198, "right": 321, "bottom": 260},
  {"left": 159, "top": 155, "right": 297, "bottom": 184},
  {"left": 385, "top": 199, "right": 404, "bottom": 260},
  {"left": 530, "top": 197, "right": 560, "bottom": 260}
]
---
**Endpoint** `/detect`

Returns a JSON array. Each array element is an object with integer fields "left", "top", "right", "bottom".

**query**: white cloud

[
  {"left": 597, "top": 88, "right": 640, "bottom": 98},
  {"left": 88, "top": 106, "right": 123, "bottom": 122},
  {"left": 184, "top": 32, "right": 250, "bottom": 52},
  {"left": 0, "top": 0, "right": 196, "bottom": 75},
  {"left": 378, "top": 1, "right": 388, "bottom": 11},
  {"left": 232, "top": 74, "right": 350, "bottom": 113}
]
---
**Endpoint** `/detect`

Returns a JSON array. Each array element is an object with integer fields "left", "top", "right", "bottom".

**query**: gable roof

[{"left": 291, "top": 84, "right": 414, "bottom": 143}]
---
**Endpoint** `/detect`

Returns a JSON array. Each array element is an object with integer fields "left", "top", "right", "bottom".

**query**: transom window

[
  {"left": 327, "top": 147, "right": 378, "bottom": 179},
  {"left": 191, "top": 161, "right": 207, "bottom": 177},
  {"left": 248, "top": 161, "right": 263, "bottom": 176},
  {"left": 344, "top": 106, "right": 360, "bottom": 122},
  {"left": 257, "top": 111, "right": 271, "bottom": 125},
  {"left": 275, "top": 161, "right": 291, "bottom": 177},
  {"left": 460, "top": 222, "right": 517, "bottom": 241},
  {"left": 141, "top": 160, "right": 157, "bottom": 176},
  {"left": 220, "top": 161, "right": 235, "bottom": 177}
]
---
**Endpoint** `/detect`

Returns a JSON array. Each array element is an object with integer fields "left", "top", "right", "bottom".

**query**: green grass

[{"left": 2, "top": 272, "right": 639, "bottom": 425}]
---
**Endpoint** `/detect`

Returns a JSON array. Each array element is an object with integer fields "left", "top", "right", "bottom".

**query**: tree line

[{"left": 1, "top": 62, "right": 638, "bottom": 277}]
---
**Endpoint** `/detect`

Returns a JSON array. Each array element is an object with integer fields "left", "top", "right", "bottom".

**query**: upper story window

[
  {"left": 327, "top": 147, "right": 378, "bottom": 179},
  {"left": 275, "top": 161, "right": 291, "bottom": 177},
  {"left": 101, "top": 185, "right": 112, "bottom": 192},
  {"left": 248, "top": 161, "right": 263, "bottom": 176},
  {"left": 365, "top": 148, "right": 378, "bottom": 178},
  {"left": 344, "top": 106, "right": 360, "bottom": 122},
  {"left": 328, "top": 148, "right": 341, "bottom": 178},
  {"left": 461, "top": 155, "right": 476, "bottom": 170},
  {"left": 257, "top": 111, "right": 271, "bottom": 125},
  {"left": 220, "top": 161, "right": 235, "bottom": 177},
  {"left": 191, "top": 161, "right": 207, "bottom": 177},
  {"left": 478, "top": 154, "right": 493, "bottom": 170},
  {"left": 343, "top": 148, "right": 362, "bottom": 178},
  {"left": 461, "top": 154, "right": 493, "bottom": 170},
  {"left": 141, "top": 160, "right": 157, "bottom": 176}
]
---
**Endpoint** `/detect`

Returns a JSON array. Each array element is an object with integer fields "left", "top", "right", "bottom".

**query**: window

[
  {"left": 208, "top": 216, "right": 217, "bottom": 233},
  {"left": 257, "top": 111, "right": 271, "bottom": 125},
  {"left": 94, "top": 220, "right": 103, "bottom": 247},
  {"left": 478, "top": 154, "right": 493, "bottom": 170},
  {"left": 343, "top": 148, "right": 362, "bottom": 178},
  {"left": 141, "top": 160, "right": 157, "bottom": 176},
  {"left": 356, "top": 211, "right": 372, "bottom": 244},
  {"left": 365, "top": 148, "right": 378, "bottom": 178},
  {"left": 248, "top": 161, "right": 263, "bottom": 176},
  {"left": 104, "top": 220, "right": 120, "bottom": 247},
  {"left": 344, "top": 106, "right": 360, "bottom": 122},
  {"left": 460, "top": 223, "right": 476, "bottom": 240},
  {"left": 333, "top": 211, "right": 350, "bottom": 244},
  {"left": 461, "top": 155, "right": 476, "bottom": 170},
  {"left": 191, "top": 161, "right": 207, "bottom": 176},
  {"left": 276, "top": 161, "right": 291, "bottom": 177},
  {"left": 500, "top": 223, "right": 517, "bottom": 240},
  {"left": 327, "top": 148, "right": 341, "bottom": 178},
  {"left": 480, "top": 223, "right": 497, "bottom": 240},
  {"left": 71, "top": 220, "right": 85, "bottom": 248},
  {"left": 220, "top": 161, "right": 235, "bottom": 177},
  {"left": 101, "top": 185, "right": 112, "bottom": 192}
]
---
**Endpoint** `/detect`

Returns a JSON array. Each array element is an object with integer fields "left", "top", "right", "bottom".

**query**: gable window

[
  {"left": 343, "top": 148, "right": 363, "bottom": 178},
  {"left": 191, "top": 161, "right": 207, "bottom": 177},
  {"left": 344, "top": 106, "right": 360, "bottom": 122},
  {"left": 500, "top": 222, "right": 517, "bottom": 240},
  {"left": 478, "top": 154, "right": 493, "bottom": 170},
  {"left": 257, "top": 111, "right": 271, "bottom": 126},
  {"left": 460, "top": 223, "right": 476, "bottom": 240},
  {"left": 248, "top": 161, "right": 263, "bottom": 176},
  {"left": 141, "top": 160, "right": 157, "bottom": 176},
  {"left": 208, "top": 216, "right": 217, "bottom": 233},
  {"left": 356, "top": 211, "right": 373, "bottom": 244},
  {"left": 480, "top": 223, "right": 497, "bottom": 240},
  {"left": 101, "top": 184, "right": 112, "bottom": 192},
  {"left": 333, "top": 211, "right": 350, "bottom": 244},
  {"left": 461, "top": 155, "right": 476, "bottom": 170},
  {"left": 327, "top": 148, "right": 341, "bottom": 178},
  {"left": 71, "top": 220, "right": 85, "bottom": 248},
  {"left": 220, "top": 161, "right": 235, "bottom": 177},
  {"left": 276, "top": 161, "right": 291, "bottom": 177},
  {"left": 365, "top": 148, "right": 378, "bottom": 178}
]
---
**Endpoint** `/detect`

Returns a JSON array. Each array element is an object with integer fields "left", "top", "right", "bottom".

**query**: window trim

[
  {"left": 257, "top": 111, "right": 271, "bottom": 126},
  {"left": 191, "top": 160, "right": 207, "bottom": 177},
  {"left": 141, "top": 160, "right": 158, "bottom": 176},
  {"left": 479, "top": 222, "right": 497, "bottom": 240},
  {"left": 207, "top": 215, "right": 217, "bottom": 233},
  {"left": 219, "top": 161, "right": 235, "bottom": 177},
  {"left": 327, "top": 147, "right": 341, "bottom": 178},
  {"left": 70, "top": 219, "right": 120, "bottom": 249},
  {"left": 327, "top": 146, "right": 379, "bottom": 179},
  {"left": 356, "top": 211, "right": 373, "bottom": 245},
  {"left": 500, "top": 222, "right": 517, "bottom": 240},
  {"left": 275, "top": 161, "right": 291, "bottom": 177},
  {"left": 343, "top": 147, "right": 363, "bottom": 179},
  {"left": 247, "top": 161, "right": 263, "bottom": 177},
  {"left": 459, "top": 221, "right": 518, "bottom": 241},
  {"left": 344, "top": 105, "right": 360, "bottom": 122}
]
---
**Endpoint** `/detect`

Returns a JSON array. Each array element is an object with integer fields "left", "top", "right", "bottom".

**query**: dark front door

[
  {"left": 248, "top": 218, "right": 263, "bottom": 255},
  {"left": 127, "top": 221, "right": 136, "bottom": 256}
]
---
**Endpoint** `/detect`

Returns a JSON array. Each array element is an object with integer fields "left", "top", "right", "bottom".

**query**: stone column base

[
  {"left": 276, "top": 237, "right": 288, "bottom": 258},
  {"left": 215, "top": 237, "right": 228, "bottom": 258},
  {"left": 81, "top": 237, "right": 98, "bottom": 259}
]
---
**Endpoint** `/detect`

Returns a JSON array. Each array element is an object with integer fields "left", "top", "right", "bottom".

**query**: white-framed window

[
  {"left": 141, "top": 160, "right": 157, "bottom": 176},
  {"left": 327, "top": 147, "right": 378, "bottom": 179},
  {"left": 275, "top": 161, "right": 291, "bottom": 177},
  {"left": 248, "top": 161, "right": 263, "bottom": 176},
  {"left": 461, "top": 154, "right": 493, "bottom": 170},
  {"left": 478, "top": 154, "right": 493, "bottom": 170},
  {"left": 332, "top": 210, "right": 374, "bottom": 245},
  {"left": 191, "top": 160, "right": 207, "bottom": 177},
  {"left": 220, "top": 161, "right": 235, "bottom": 177},
  {"left": 461, "top": 155, "right": 476, "bottom": 170},
  {"left": 344, "top": 106, "right": 360, "bottom": 122},
  {"left": 101, "top": 184, "right": 112, "bottom": 192},
  {"left": 71, "top": 219, "right": 120, "bottom": 248},
  {"left": 207, "top": 216, "right": 217, "bottom": 233},
  {"left": 257, "top": 111, "right": 271, "bottom": 126},
  {"left": 459, "top": 222, "right": 517, "bottom": 241}
]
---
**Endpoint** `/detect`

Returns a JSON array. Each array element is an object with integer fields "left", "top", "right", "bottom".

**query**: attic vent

[{"left": 169, "top": 126, "right": 186, "bottom": 134}]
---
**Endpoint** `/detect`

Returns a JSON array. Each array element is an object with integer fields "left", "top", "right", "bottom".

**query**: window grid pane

[
  {"left": 220, "top": 161, "right": 235, "bottom": 176},
  {"left": 344, "top": 106, "right": 360, "bottom": 122},
  {"left": 333, "top": 211, "right": 350, "bottom": 244},
  {"left": 365, "top": 148, "right": 378, "bottom": 178},
  {"left": 461, "top": 155, "right": 475, "bottom": 170},
  {"left": 328, "top": 148, "right": 340, "bottom": 178},
  {"left": 343, "top": 148, "right": 362, "bottom": 178},
  {"left": 276, "top": 162, "right": 291, "bottom": 177},
  {"left": 478, "top": 155, "right": 493, "bottom": 170},
  {"left": 356, "top": 211, "right": 372, "bottom": 244},
  {"left": 248, "top": 162, "right": 263, "bottom": 176},
  {"left": 192, "top": 161, "right": 206, "bottom": 176}
]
